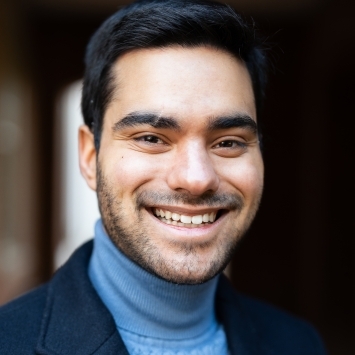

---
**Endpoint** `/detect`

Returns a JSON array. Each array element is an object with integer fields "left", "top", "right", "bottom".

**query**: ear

[{"left": 78, "top": 125, "right": 97, "bottom": 191}]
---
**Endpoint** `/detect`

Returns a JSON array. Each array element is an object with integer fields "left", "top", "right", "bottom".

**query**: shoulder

[
  {"left": 0, "top": 284, "right": 48, "bottom": 354},
  {"left": 0, "top": 241, "right": 112, "bottom": 355},
  {"left": 216, "top": 276, "right": 327, "bottom": 354},
  {"left": 239, "top": 293, "right": 326, "bottom": 352}
]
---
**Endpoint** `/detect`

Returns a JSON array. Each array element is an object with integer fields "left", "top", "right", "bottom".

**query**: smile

[{"left": 153, "top": 208, "right": 218, "bottom": 228}]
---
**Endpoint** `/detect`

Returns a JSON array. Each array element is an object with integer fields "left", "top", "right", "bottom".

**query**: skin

[{"left": 79, "top": 46, "right": 264, "bottom": 284}]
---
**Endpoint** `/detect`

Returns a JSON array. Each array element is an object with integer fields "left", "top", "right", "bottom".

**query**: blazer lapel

[
  {"left": 35, "top": 241, "right": 262, "bottom": 354},
  {"left": 216, "top": 275, "right": 261, "bottom": 355},
  {"left": 35, "top": 241, "right": 129, "bottom": 355}
]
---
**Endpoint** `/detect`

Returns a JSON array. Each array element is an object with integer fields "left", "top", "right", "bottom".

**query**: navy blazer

[{"left": 0, "top": 241, "right": 327, "bottom": 354}]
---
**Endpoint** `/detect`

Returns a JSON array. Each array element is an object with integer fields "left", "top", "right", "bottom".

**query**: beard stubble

[{"left": 96, "top": 162, "right": 261, "bottom": 284}]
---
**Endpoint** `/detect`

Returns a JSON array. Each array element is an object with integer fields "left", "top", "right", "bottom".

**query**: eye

[
  {"left": 212, "top": 138, "right": 249, "bottom": 157},
  {"left": 214, "top": 140, "right": 246, "bottom": 149},
  {"left": 134, "top": 135, "right": 166, "bottom": 145}
]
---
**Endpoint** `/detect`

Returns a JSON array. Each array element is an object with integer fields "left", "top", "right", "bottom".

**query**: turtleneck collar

[{"left": 88, "top": 219, "right": 220, "bottom": 340}]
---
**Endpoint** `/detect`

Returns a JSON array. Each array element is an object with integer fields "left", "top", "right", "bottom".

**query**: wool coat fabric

[{"left": 0, "top": 241, "right": 327, "bottom": 355}]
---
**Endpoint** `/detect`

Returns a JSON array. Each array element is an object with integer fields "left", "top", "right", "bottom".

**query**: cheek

[
  {"left": 221, "top": 157, "right": 264, "bottom": 199},
  {"left": 101, "top": 149, "right": 163, "bottom": 196}
]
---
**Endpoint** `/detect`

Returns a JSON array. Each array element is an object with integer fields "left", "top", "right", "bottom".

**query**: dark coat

[{"left": 0, "top": 241, "right": 327, "bottom": 355}]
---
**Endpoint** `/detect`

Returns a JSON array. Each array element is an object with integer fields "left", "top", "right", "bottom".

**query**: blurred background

[{"left": 0, "top": 0, "right": 354, "bottom": 353}]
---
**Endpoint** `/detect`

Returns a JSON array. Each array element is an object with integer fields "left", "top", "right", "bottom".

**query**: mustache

[{"left": 136, "top": 190, "right": 244, "bottom": 210}]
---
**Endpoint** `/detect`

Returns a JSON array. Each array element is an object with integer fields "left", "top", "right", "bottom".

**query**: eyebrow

[
  {"left": 207, "top": 114, "right": 258, "bottom": 133},
  {"left": 112, "top": 112, "right": 181, "bottom": 132},
  {"left": 112, "top": 111, "right": 257, "bottom": 134}
]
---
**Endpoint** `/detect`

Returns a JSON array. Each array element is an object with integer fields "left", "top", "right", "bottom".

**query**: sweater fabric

[{"left": 88, "top": 220, "right": 229, "bottom": 355}]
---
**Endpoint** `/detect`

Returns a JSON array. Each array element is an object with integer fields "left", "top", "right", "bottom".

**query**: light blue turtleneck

[{"left": 88, "top": 220, "right": 229, "bottom": 355}]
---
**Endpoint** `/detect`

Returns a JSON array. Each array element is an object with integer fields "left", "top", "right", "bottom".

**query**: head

[
  {"left": 79, "top": 0, "right": 267, "bottom": 284},
  {"left": 81, "top": 0, "right": 267, "bottom": 150}
]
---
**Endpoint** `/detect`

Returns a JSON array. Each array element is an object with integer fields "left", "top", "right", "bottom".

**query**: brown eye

[
  {"left": 215, "top": 140, "right": 246, "bottom": 149},
  {"left": 135, "top": 135, "right": 165, "bottom": 144}
]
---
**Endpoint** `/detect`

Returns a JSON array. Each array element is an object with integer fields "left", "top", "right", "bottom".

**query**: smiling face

[{"left": 79, "top": 46, "right": 264, "bottom": 284}]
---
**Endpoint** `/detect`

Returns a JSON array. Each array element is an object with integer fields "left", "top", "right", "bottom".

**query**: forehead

[{"left": 106, "top": 46, "right": 256, "bottom": 125}]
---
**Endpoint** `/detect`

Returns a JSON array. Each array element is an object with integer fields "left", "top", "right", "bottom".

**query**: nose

[{"left": 166, "top": 140, "right": 220, "bottom": 195}]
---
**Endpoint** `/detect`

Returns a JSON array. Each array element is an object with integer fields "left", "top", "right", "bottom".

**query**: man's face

[{"left": 80, "top": 46, "right": 264, "bottom": 284}]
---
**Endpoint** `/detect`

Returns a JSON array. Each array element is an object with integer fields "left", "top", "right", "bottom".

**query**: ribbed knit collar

[{"left": 88, "top": 219, "right": 219, "bottom": 340}]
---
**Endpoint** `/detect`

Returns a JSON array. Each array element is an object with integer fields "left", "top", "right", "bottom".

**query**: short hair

[{"left": 81, "top": 0, "right": 268, "bottom": 150}]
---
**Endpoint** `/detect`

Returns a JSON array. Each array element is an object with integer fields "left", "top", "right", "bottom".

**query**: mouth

[{"left": 151, "top": 207, "right": 226, "bottom": 228}]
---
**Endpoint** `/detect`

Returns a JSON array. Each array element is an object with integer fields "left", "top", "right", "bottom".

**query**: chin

[
  {"left": 151, "top": 267, "right": 221, "bottom": 285},
  {"left": 135, "top": 246, "right": 233, "bottom": 285}
]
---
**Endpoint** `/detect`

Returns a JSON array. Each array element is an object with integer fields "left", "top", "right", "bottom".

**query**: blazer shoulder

[
  {"left": 237, "top": 293, "right": 327, "bottom": 354},
  {"left": 0, "top": 284, "right": 47, "bottom": 354},
  {"left": 216, "top": 276, "right": 327, "bottom": 354}
]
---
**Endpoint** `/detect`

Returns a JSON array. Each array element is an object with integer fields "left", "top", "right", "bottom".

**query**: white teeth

[
  {"left": 180, "top": 215, "right": 192, "bottom": 223},
  {"left": 202, "top": 213, "right": 209, "bottom": 222},
  {"left": 192, "top": 215, "right": 203, "bottom": 224},
  {"left": 154, "top": 208, "right": 218, "bottom": 225},
  {"left": 172, "top": 213, "right": 180, "bottom": 221}
]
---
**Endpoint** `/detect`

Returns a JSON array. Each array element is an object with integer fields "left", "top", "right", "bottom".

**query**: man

[{"left": 0, "top": 0, "right": 327, "bottom": 354}]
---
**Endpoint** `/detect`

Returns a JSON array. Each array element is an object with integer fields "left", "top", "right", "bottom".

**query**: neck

[{"left": 88, "top": 220, "right": 219, "bottom": 339}]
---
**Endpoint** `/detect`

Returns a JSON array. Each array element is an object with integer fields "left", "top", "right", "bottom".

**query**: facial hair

[{"left": 96, "top": 162, "right": 260, "bottom": 284}]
